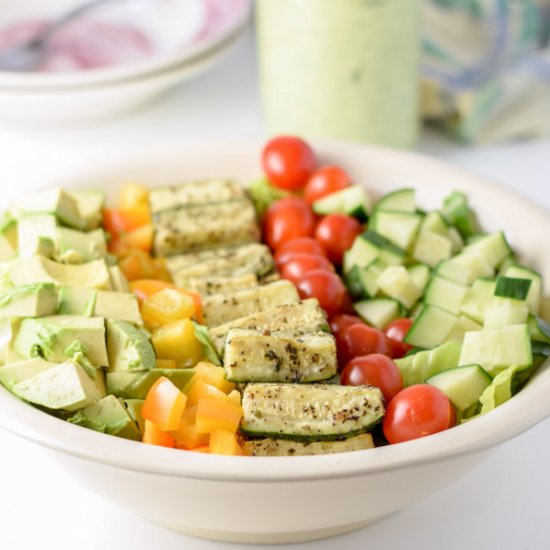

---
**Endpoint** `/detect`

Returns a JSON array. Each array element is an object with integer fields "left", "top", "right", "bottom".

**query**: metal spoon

[{"left": 0, "top": 0, "right": 120, "bottom": 72}]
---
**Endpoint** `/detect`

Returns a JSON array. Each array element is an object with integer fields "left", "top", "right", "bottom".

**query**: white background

[{"left": 0, "top": 30, "right": 549, "bottom": 550}]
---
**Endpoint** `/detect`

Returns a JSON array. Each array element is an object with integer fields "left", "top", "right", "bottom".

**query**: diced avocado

[
  {"left": 17, "top": 214, "right": 58, "bottom": 259},
  {"left": 0, "top": 218, "right": 17, "bottom": 262},
  {"left": 0, "top": 283, "right": 58, "bottom": 317},
  {"left": 57, "top": 286, "right": 97, "bottom": 316},
  {"left": 106, "top": 368, "right": 194, "bottom": 399},
  {"left": 68, "top": 394, "right": 141, "bottom": 440},
  {"left": 12, "top": 359, "right": 104, "bottom": 411},
  {"left": 67, "top": 189, "right": 106, "bottom": 230},
  {"left": 108, "top": 266, "right": 130, "bottom": 293},
  {"left": 12, "top": 187, "right": 86, "bottom": 230},
  {"left": 106, "top": 319, "right": 154, "bottom": 372},
  {"left": 8, "top": 256, "right": 112, "bottom": 290},
  {"left": 55, "top": 228, "right": 108, "bottom": 264},
  {"left": 0, "top": 318, "right": 23, "bottom": 365},
  {"left": 0, "top": 357, "right": 56, "bottom": 389},
  {"left": 14, "top": 316, "right": 109, "bottom": 367},
  {"left": 124, "top": 398, "right": 145, "bottom": 433}
]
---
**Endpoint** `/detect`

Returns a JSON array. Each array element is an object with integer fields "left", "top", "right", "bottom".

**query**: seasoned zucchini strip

[
  {"left": 224, "top": 329, "right": 337, "bottom": 383},
  {"left": 166, "top": 243, "right": 274, "bottom": 280},
  {"left": 241, "top": 384, "right": 385, "bottom": 441},
  {"left": 153, "top": 198, "right": 260, "bottom": 256},
  {"left": 243, "top": 433, "right": 374, "bottom": 456},
  {"left": 201, "top": 280, "right": 299, "bottom": 327},
  {"left": 149, "top": 179, "right": 246, "bottom": 214},
  {"left": 177, "top": 274, "right": 259, "bottom": 296},
  {"left": 208, "top": 299, "right": 328, "bottom": 354}
]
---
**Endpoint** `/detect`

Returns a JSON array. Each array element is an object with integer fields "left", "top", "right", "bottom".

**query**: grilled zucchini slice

[
  {"left": 243, "top": 433, "right": 374, "bottom": 456},
  {"left": 149, "top": 179, "right": 246, "bottom": 214},
  {"left": 166, "top": 243, "right": 274, "bottom": 281},
  {"left": 153, "top": 198, "right": 260, "bottom": 256},
  {"left": 241, "top": 383, "right": 385, "bottom": 441},
  {"left": 177, "top": 274, "right": 259, "bottom": 296},
  {"left": 201, "top": 280, "right": 299, "bottom": 327},
  {"left": 208, "top": 298, "right": 328, "bottom": 353},
  {"left": 224, "top": 329, "right": 337, "bottom": 383}
]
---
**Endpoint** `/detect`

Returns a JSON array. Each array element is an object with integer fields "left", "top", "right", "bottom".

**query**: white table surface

[{"left": 0, "top": 30, "right": 549, "bottom": 550}]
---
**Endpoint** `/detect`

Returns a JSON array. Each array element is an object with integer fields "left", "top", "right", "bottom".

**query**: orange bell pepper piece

[
  {"left": 141, "top": 288, "right": 196, "bottom": 330},
  {"left": 142, "top": 376, "right": 187, "bottom": 431},
  {"left": 209, "top": 429, "right": 244, "bottom": 456},
  {"left": 172, "top": 407, "right": 210, "bottom": 449},
  {"left": 191, "top": 362, "right": 235, "bottom": 394},
  {"left": 103, "top": 205, "right": 151, "bottom": 238},
  {"left": 142, "top": 420, "right": 175, "bottom": 448},
  {"left": 120, "top": 225, "right": 153, "bottom": 253},
  {"left": 119, "top": 249, "right": 158, "bottom": 282},
  {"left": 195, "top": 398, "right": 243, "bottom": 434},
  {"left": 120, "top": 183, "right": 149, "bottom": 209},
  {"left": 152, "top": 318, "right": 203, "bottom": 366},
  {"left": 185, "top": 379, "right": 227, "bottom": 408}
]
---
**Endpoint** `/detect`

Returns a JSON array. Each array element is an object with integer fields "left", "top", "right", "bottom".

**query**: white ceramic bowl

[{"left": 0, "top": 141, "right": 548, "bottom": 544}]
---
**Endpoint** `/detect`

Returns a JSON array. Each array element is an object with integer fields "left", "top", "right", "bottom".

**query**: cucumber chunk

[
  {"left": 313, "top": 185, "right": 372, "bottom": 221},
  {"left": 434, "top": 259, "right": 472, "bottom": 286},
  {"left": 369, "top": 210, "right": 423, "bottom": 250},
  {"left": 528, "top": 315, "right": 550, "bottom": 344},
  {"left": 354, "top": 298, "right": 401, "bottom": 329},
  {"left": 426, "top": 364, "right": 492, "bottom": 411},
  {"left": 501, "top": 263, "right": 542, "bottom": 314},
  {"left": 343, "top": 231, "right": 406, "bottom": 273},
  {"left": 374, "top": 188, "right": 415, "bottom": 212},
  {"left": 404, "top": 305, "right": 458, "bottom": 348},
  {"left": 424, "top": 275, "right": 468, "bottom": 315},
  {"left": 407, "top": 264, "right": 431, "bottom": 293},
  {"left": 494, "top": 276, "right": 532, "bottom": 301},
  {"left": 460, "top": 278, "right": 496, "bottom": 324},
  {"left": 484, "top": 297, "right": 529, "bottom": 329},
  {"left": 377, "top": 266, "right": 422, "bottom": 309},
  {"left": 441, "top": 191, "right": 479, "bottom": 238},
  {"left": 461, "top": 232, "right": 512, "bottom": 269},
  {"left": 412, "top": 230, "right": 452, "bottom": 267}
]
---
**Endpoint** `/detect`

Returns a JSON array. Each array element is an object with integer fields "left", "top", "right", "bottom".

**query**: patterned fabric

[{"left": 421, "top": 0, "right": 550, "bottom": 143}]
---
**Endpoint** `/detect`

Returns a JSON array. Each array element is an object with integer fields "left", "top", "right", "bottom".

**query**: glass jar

[{"left": 256, "top": 0, "right": 420, "bottom": 148}]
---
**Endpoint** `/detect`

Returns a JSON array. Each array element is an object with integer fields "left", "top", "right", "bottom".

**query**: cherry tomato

[
  {"left": 263, "top": 197, "right": 315, "bottom": 250},
  {"left": 262, "top": 136, "right": 317, "bottom": 191},
  {"left": 338, "top": 324, "right": 392, "bottom": 366},
  {"left": 383, "top": 385, "right": 453, "bottom": 445},
  {"left": 295, "top": 269, "right": 346, "bottom": 318},
  {"left": 314, "top": 214, "right": 363, "bottom": 264},
  {"left": 329, "top": 314, "right": 364, "bottom": 337},
  {"left": 275, "top": 237, "right": 327, "bottom": 268},
  {"left": 384, "top": 318, "right": 414, "bottom": 359},
  {"left": 341, "top": 354, "right": 403, "bottom": 402},
  {"left": 280, "top": 253, "right": 334, "bottom": 284},
  {"left": 304, "top": 165, "right": 351, "bottom": 204}
]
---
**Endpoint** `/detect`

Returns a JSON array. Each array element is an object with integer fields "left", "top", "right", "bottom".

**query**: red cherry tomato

[
  {"left": 280, "top": 253, "right": 334, "bottom": 284},
  {"left": 262, "top": 136, "right": 317, "bottom": 191},
  {"left": 314, "top": 214, "right": 363, "bottom": 264},
  {"left": 295, "top": 269, "right": 346, "bottom": 318},
  {"left": 263, "top": 197, "right": 315, "bottom": 250},
  {"left": 329, "top": 314, "right": 364, "bottom": 337},
  {"left": 275, "top": 237, "right": 327, "bottom": 268},
  {"left": 383, "top": 385, "right": 453, "bottom": 445},
  {"left": 338, "top": 324, "right": 392, "bottom": 366},
  {"left": 384, "top": 318, "right": 414, "bottom": 359},
  {"left": 341, "top": 354, "right": 403, "bottom": 402},
  {"left": 304, "top": 165, "right": 351, "bottom": 204}
]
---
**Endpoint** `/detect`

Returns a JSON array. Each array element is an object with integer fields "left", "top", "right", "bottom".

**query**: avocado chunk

[
  {"left": 67, "top": 189, "right": 106, "bottom": 231},
  {"left": 106, "top": 368, "right": 194, "bottom": 399},
  {"left": 8, "top": 256, "right": 112, "bottom": 290},
  {"left": 0, "top": 218, "right": 17, "bottom": 262},
  {"left": 106, "top": 319, "right": 154, "bottom": 372},
  {"left": 17, "top": 214, "right": 58, "bottom": 259},
  {"left": 12, "top": 359, "right": 104, "bottom": 411},
  {"left": 0, "top": 283, "right": 58, "bottom": 317},
  {"left": 0, "top": 318, "right": 24, "bottom": 365},
  {"left": 58, "top": 287, "right": 142, "bottom": 324},
  {"left": 0, "top": 357, "right": 56, "bottom": 389},
  {"left": 108, "top": 266, "right": 130, "bottom": 293},
  {"left": 14, "top": 316, "right": 109, "bottom": 367},
  {"left": 55, "top": 227, "right": 108, "bottom": 264},
  {"left": 124, "top": 398, "right": 145, "bottom": 432},
  {"left": 68, "top": 394, "right": 141, "bottom": 440},
  {"left": 11, "top": 187, "right": 86, "bottom": 230}
]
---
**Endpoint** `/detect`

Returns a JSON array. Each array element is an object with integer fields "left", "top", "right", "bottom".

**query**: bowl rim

[
  {"left": 0, "top": 0, "right": 251, "bottom": 90},
  {"left": 0, "top": 140, "right": 548, "bottom": 483}
]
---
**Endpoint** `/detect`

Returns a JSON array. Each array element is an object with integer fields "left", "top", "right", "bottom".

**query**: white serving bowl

[{"left": 0, "top": 141, "right": 548, "bottom": 544}]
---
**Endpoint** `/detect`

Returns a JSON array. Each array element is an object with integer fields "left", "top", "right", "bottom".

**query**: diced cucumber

[
  {"left": 452, "top": 251, "right": 494, "bottom": 282},
  {"left": 420, "top": 211, "right": 463, "bottom": 254},
  {"left": 494, "top": 276, "right": 531, "bottom": 301},
  {"left": 501, "top": 263, "right": 542, "bottom": 314},
  {"left": 460, "top": 278, "right": 496, "bottom": 324},
  {"left": 484, "top": 297, "right": 529, "bottom": 329},
  {"left": 343, "top": 231, "right": 405, "bottom": 273},
  {"left": 377, "top": 266, "right": 422, "bottom": 309},
  {"left": 374, "top": 188, "right": 415, "bottom": 213},
  {"left": 412, "top": 230, "right": 452, "bottom": 267},
  {"left": 462, "top": 232, "right": 512, "bottom": 269},
  {"left": 441, "top": 191, "right": 479, "bottom": 238},
  {"left": 410, "top": 302, "right": 424, "bottom": 320},
  {"left": 407, "top": 264, "right": 431, "bottom": 293},
  {"left": 395, "top": 341, "right": 462, "bottom": 387},
  {"left": 447, "top": 227, "right": 464, "bottom": 254},
  {"left": 312, "top": 185, "right": 372, "bottom": 222},
  {"left": 404, "top": 305, "right": 458, "bottom": 348},
  {"left": 531, "top": 341, "right": 550, "bottom": 358},
  {"left": 528, "top": 315, "right": 550, "bottom": 344},
  {"left": 424, "top": 275, "right": 468, "bottom": 315},
  {"left": 344, "top": 259, "right": 385, "bottom": 300},
  {"left": 368, "top": 210, "right": 423, "bottom": 250},
  {"left": 445, "top": 315, "right": 482, "bottom": 343},
  {"left": 354, "top": 298, "right": 401, "bottom": 329},
  {"left": 459, "top": 324, "right": 532, "bottom": 376},
  {"left": 434, "top": 259, "right": 472, "bottom": 286},
  {"left": 426, "top": 364, "right": 492, "bottom": 411}
]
